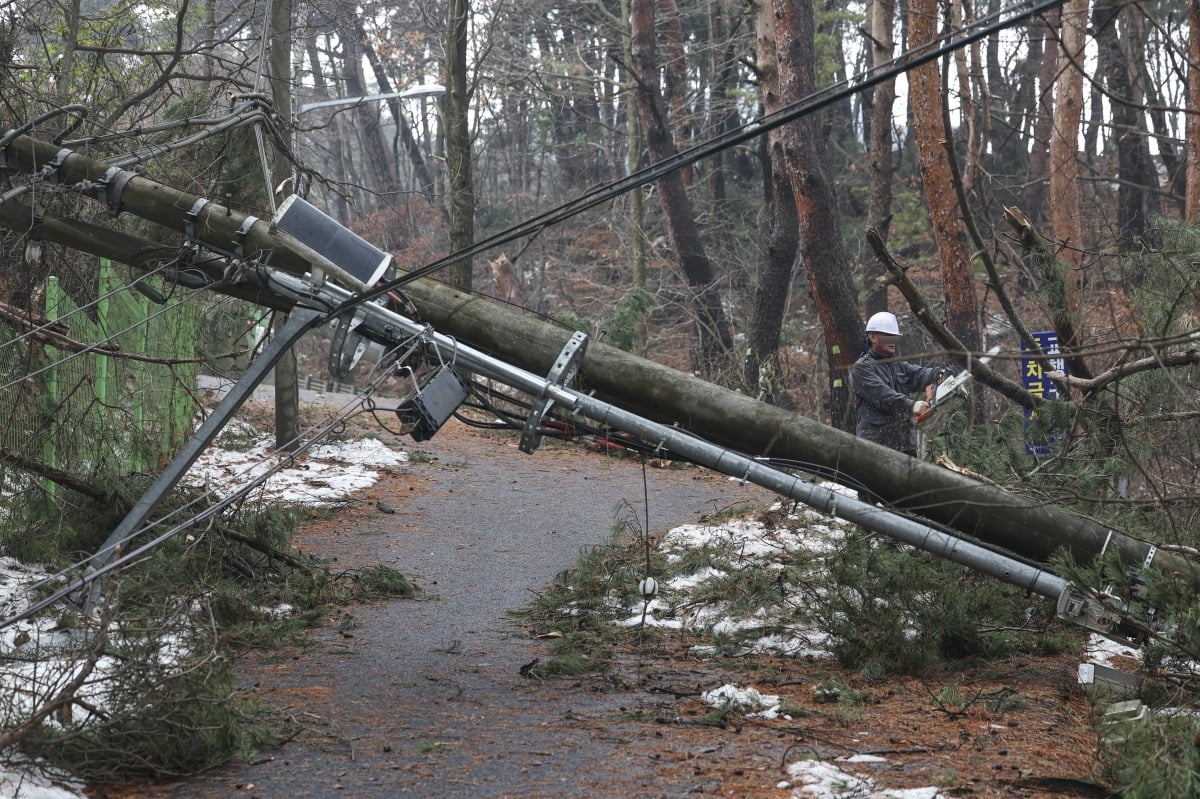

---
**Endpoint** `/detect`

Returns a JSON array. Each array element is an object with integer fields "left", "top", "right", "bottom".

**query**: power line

[{"left": 339, "top": 0, "right": 1066, "bottom": 314}]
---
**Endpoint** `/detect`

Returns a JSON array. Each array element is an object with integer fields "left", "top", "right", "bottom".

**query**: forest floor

[{"left": 102, "top": 398, "right": 1111, "bottom": 799}]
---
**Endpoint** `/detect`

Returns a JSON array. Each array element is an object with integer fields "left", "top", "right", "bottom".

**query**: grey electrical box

[
  {"left": 395, "top": 365, "right": 469, "bottom": 442},
  {"left": 273, "top": 194, "right": 392, "bottom": 288}
]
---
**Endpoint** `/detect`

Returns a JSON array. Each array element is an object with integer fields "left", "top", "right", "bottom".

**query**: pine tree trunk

[
  {"left": 909, "top": 0, "right": 981, "bottom": 362},
  {"left": 630, "top": 0, "right": 733, "bottom": 377},
  {"left": 269, "top": 0, "right": 301, "bottom": 452},
  {"left": 771, "top": 0, "right": 861, "bottom": 430},
  {"left": 864, "top": 0, "right": 896, "bottom": 316},
  {"left": 1188, "top": 0, "right": 1200, "bottom": 221},
  {"left": 445, "top": 0, "right": 474, "bottom": 290},
  {"left": 744, "top": 0, "right": 798, "bottom": 404}
]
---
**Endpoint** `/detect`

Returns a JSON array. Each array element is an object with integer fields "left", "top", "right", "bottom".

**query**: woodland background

[
  {"left": 2, "top": 0, "right": 1197, "bottom": 419},
  {"left": 1, "top": 0, "right": 1200, "bottom": 792}
]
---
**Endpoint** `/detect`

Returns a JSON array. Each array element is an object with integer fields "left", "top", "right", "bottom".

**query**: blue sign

[{"left": 1020, "top": 332, "right": 1066, "bottom": 455}]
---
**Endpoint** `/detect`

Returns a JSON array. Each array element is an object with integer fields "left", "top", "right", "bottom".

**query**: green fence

[{"left": 0, "top": 260, "right": 199, "bottom": 538}]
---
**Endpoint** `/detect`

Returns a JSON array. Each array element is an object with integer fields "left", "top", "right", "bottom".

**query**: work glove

[
  {"left": 935, "top": 367, "right": 953, "bottom": 384},
  {"left": 912, "top": 399, "right": 931, "bottom": 417}
]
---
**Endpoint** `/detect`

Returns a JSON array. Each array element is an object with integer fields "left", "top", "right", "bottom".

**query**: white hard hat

[{"left": 865, "top": 311, "right": 901, "bottom": 336}]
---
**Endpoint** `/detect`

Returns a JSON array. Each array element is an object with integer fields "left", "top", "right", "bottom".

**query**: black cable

[
  {"left": 759, "top": 455, "right": 1057, "bottom": 569},
  {"left": 328, "top": 0, "right": 1065, "bottom": 318},
  {"left": 454, "top": 379, "right": 702, "bottom": 462}
]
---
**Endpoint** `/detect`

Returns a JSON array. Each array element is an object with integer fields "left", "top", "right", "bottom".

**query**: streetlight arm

[{"left": 297, "top": 85, "right": 446, "bottom": 115}]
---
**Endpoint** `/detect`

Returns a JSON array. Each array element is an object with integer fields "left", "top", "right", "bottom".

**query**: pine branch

[{"left": 864, "top": 228, "right": 1038, "bottom": 409}]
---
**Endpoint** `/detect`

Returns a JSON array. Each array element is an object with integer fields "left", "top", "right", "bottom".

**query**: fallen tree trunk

[
  {"left": 399, "top": 277, "right": 1200, "bottom": 587},
  {"left": 2, "top": 133, "right": 1197, "bottom": 588}
]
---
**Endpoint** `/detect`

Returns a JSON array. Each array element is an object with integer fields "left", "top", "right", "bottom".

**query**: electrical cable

[
  {"left": 0, "top": 342, "right": 415, "bottom": 632},
  {"left": 61, "top": 104, "right": 265, "bottom": 149},
  {"left": 0, "top": 263, "right": 231, "bottom": 393},
  {"left": 0, "top": 105, "right": 90, "bottom": 151},
  {"left": 328, "top": 0, "right": 1066, "bottom": 317}
]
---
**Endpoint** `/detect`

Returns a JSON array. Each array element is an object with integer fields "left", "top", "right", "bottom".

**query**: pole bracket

[{"left": 519, "top": 331, "right": 588, "bottom": 454}]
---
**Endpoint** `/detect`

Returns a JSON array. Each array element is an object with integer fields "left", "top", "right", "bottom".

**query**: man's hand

[{"left": 913, "top": 399, "right": 931, "bottom": 418}]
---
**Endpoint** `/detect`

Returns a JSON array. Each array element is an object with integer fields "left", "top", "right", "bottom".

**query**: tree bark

[
  {"left": 620, "top": 0, "right": 649, "bottom": 293},
  {"left": 771, "top": 0, "right": 862, "bottom": 430},
  {"left": 909, "top": 0, "right": 981, "bottom": 366},
  {"left": 864, "top": 0, "right": 896, "bottom": 316},
  {"left": 56, "top": 0, "right": 83, "bottom": 105},
  {"left": 3, "top": 134, "right": 1197, "bottom": 590},
  {"left": 1188, "top": 0, "right": 1200, "bottom": 221},
  {"left": 1049, "top": 0, "right": 1086, "bottom": 280},
  {"left": 445, "top": 0, "right": 475, "bottom": 290},
  {"left": 1092, "top": 0, "right": 1155, "bottom": 249},
  {"left": 1045, "top": 0, "right": 1092, "bottom": 384},
  {"left": 342, "top": 30, "right": 398, "bottom": 201},
  {"left": 1022, "top": 11, "right": 1058, "bottom": 227},
  {"left": 303, "top": 31, "right": 350, "bottom": 220},
  {"left": 631, "top": 0, "right": 734, "bottom": 376},
  {"left": 268, "top": 0, "right": 301, "bottom": 452},
  {"left": 744, "top": 0, "right": 798, "bottom": 404},
  {"left": 659, "top": 0, "right": 693, "bottom": 186}
]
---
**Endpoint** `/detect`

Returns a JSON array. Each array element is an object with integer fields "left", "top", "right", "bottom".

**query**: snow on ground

[
  {"left": 0, "top": 437, "right": 1135, "bottom": 799},
  {"left": 179, "top": 429, "right": 408, "bottom": 505},
  {"left": 0, "top": 432, "right": 409, "bottom": 798},
  {"left": 605, "top": 483, "right": 956, "bottom": 796}
]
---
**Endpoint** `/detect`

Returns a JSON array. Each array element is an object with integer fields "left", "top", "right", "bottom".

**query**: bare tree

[
  {"left": 908, "top": 0, "right": 981, "bottom": 364},
  {"left": 771, "top": 0, "right": 860, "bottom": 429},
  {"left": 445, "top": 0, "right": 474, "bottom": 290},
  {"left": 1022, "top": 10, "right": 1059, "bottom": 227},
  {"left": 630, "top": 0, "right": 734, "bottom": 376},
  {"left": 1092, "top": 0, "right": 1156, "bottom": 249}
]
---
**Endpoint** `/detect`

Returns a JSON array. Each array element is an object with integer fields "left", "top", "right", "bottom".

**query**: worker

[{"left": 850, "top": 311, "right": 947, "bottom": 457}]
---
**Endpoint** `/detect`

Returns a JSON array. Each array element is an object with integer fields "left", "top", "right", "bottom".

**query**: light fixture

[{"left": 272, "top": 194, "right": 392, "bottom": 288}]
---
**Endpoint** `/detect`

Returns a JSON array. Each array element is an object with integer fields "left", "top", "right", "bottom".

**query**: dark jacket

[{"left": 850, "top": 350, "right": 939, "bottom": 454}]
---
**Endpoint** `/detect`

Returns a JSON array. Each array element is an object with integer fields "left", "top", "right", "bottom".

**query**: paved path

[{"left": 123, "top": 417, "right": 780, "bottom": 799}]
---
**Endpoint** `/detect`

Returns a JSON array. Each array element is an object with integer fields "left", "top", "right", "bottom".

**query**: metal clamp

[
  {"left": 105, "top": 168, "right": 137, "bottom": 217},
  {"left": 328, "top": 310, "right": 370, "bottom": 380},
  {"left": 234, "top": 215, "right": 259, "bottom": 259},
  {"left": 95, "top": 166, "right": 121, "bottom": 208},
  {"left": 519, "top": 331, "right": 588, "bottom": 454},
  {"left": 183, "top": 197, "right": 208, "bottom": 242},
  {"left": 40, "top": 148, "right": 73, "bottom": 183}
]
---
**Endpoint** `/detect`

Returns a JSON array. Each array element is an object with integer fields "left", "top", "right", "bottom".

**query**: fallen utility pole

[
  {"left": 1, "top": 132, "right": 1197, "bottom": 590},
  {"left": 394, "top": 277, "right": 1200, "bottom": 588},
  {"left": 33, "top": 267, "right": 1129, "bottom": 652}
]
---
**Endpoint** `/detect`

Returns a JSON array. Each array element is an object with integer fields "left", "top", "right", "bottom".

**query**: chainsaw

[{"left": 915, "top": 346, "right": 1001, "bottom": 425}]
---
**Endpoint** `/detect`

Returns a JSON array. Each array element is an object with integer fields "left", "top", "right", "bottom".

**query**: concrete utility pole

[
  {"left": 267, "top": 0, "right": 301, "bottom": 452},
  {"left": 2, "top": 132, "right": 1197, "bottom": 590}
]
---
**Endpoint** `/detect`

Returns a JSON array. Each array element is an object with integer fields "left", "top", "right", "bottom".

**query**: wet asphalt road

[{"left": 124, "top": 419, "right": 779, "bottom": 799}]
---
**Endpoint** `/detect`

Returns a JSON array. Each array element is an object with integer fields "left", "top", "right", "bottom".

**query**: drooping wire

[
  {"left": 0, "top": 262, "right": 232, "bottom": 393},
  {"left": 331, "top": 0, "right": 1066, "bottom": 317},
  {"left": 0, "top": 326, "right": 429, "bottom": 631}
]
